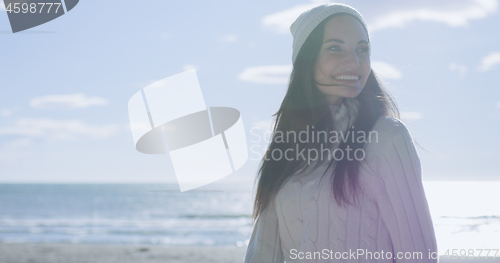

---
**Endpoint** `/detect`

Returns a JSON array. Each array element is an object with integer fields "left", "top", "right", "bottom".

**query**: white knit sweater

[{"left": 244, "top": 98, "right": 438, "bottom": 263}]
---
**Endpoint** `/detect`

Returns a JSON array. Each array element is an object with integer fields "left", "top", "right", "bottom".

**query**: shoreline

[{"left": 0, "top": 242, "right": 247, "bottom": 263}]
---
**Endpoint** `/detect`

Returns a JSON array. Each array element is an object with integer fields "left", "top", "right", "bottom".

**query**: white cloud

[
  {"left": 183, "top": 64, "right": 198, "bottom": 71},
  {"left": 478, "top": 52, "right": 500, "bottom": 72},
  {"left": 0, "top": 118, "right": 119, "bottom": 141},
  {"left": 497, "top": 101, "right": 500, "bottom": 108},
  {"left": 1, "top": 109, "right": 12, "bottom": 117},
  {"left": 30, "top": 93, "right": 108, "bottom": 110},
  {"left": 449, "top": 63, "right": 468, "bottom": 78},
  {"left": 263, "top": 0, "right": 498, "bottom": 34},
  {"left": 238, "top": 65, "right": 292, "bottom": 84},
  {"left": 400, "top": 111, "right": 423, "bottom": 121},
  {"left": 371, "top": 61, "right": 402, "bottom": 79},
  {"left": 222, "top": 35, "right": 237, "bottom": 42},
  {"left": 262, "top": 3, "right": 319, "bottom": 34},
  {"left": 369, "top": 0, "right": 498, "bottom": 32}
]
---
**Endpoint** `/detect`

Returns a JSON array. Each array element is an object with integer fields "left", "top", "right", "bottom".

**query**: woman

[{"left": 244, "top": 3, "right": 438, "bottom": 263}]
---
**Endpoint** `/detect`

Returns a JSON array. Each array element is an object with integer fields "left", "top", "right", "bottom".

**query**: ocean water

[
  {"left": 0, "top": 181, "right": 499, "bottom": 253},
  {"left": 0, "top": 183, "right": 255, "bottom": 247}
]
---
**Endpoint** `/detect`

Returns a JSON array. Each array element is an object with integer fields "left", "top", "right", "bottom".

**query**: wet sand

[{"left": 0, "top": 243, "right": 247, "bottom": 263}]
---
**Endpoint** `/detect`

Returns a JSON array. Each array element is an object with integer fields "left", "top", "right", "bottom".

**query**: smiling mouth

[{"left": 333, "top": 75, "right": 360, "bottom": 81}]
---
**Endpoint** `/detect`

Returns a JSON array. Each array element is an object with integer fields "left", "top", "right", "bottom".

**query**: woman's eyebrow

[
  {"left": 323, "top": 39, "right": 369, "bottom": 44},
  {"left": 323, "top": 39, "right": 344, "bottom": 44}
]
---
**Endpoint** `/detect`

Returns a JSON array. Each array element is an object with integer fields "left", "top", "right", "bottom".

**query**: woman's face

[{"left": 314, "top": 14, "right": 371, "bottom": 105}]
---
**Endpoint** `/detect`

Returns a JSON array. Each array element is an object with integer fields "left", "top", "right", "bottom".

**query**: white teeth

[{"left": 334, "top": 75, "right": 359, "bottom": 80}]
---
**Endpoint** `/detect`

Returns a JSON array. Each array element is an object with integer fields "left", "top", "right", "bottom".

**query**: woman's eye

[
  {"left": 357, "top": 47, "right": 370, "bottom": 53},
  {"left": 329, "top": 45, "right": 341, "bottom": 51}
]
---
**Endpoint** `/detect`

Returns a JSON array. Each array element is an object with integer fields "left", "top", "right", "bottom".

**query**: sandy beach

[
  {"left": 0, "top": 243, "right": 247, "bottom": 263},
  {"left": 2, "top": 243, "right": 500, "bottom": 263}
]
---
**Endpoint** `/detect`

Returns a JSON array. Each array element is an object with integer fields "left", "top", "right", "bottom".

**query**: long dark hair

[{"left": 252, "top": 14, "right": 399, "bottom": 221}]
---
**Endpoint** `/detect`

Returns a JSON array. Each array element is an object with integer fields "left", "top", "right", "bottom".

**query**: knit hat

[{"left": 290, "top": 3, "right": 368, "bottom": 64}]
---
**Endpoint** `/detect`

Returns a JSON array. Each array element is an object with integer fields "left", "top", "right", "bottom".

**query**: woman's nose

[{"left": 342, "top": 51, "right": 360, "bottom": 70}]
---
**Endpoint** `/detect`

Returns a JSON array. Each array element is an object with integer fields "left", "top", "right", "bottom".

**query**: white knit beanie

[{"left": 290, "top": 3, "right": 368, "bottom": 64}]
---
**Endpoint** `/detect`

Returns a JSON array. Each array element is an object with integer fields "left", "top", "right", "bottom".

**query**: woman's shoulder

[
  {"left": 370, "top": 115, "right": 410, "bottom": 140},
  {"left": 362, "top": 115, "right": 415, "bottom": 163}
]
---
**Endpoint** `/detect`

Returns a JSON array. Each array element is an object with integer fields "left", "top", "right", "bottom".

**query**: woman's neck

[{"left": 327, "top": 96, "right": 344, "bottom": 106}]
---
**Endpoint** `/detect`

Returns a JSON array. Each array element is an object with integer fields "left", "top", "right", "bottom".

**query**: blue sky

[{"left": 1, "top": 0, "right": 499, "bottom": 184}]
